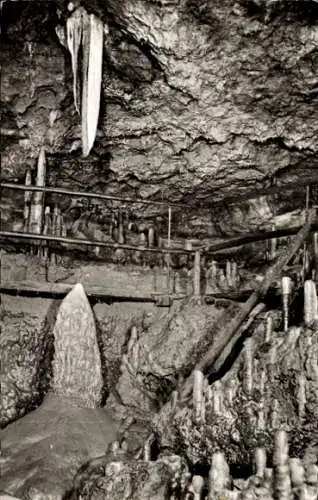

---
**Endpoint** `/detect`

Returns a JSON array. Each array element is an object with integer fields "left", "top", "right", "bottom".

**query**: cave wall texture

[{"left": 1, "top": 0, "right": 318, "bottom": 231}]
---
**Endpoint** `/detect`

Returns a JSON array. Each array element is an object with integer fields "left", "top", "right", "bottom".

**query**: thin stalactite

[{"left": 66, "top": 7, "right": 84, "bottom": 114}]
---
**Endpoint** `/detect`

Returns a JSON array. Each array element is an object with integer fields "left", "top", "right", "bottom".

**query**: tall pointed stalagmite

[{"left": 52, "top": 283, "right": 103, "bottom": 407}]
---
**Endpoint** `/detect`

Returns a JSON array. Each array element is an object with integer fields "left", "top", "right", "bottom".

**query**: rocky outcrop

[
  {"left": 104, "top": 300, "right": 235, "bottom": 429},
  {"left": 71, "top": 453, "right": 190, "bottom": 500},
  {"left": 0, "top": 296, "right": 56, "bottom": 428}
]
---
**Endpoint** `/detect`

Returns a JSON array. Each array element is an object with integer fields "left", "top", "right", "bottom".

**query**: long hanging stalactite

[
  {"left": 81, "top": 12, "right": 104, "bottom": 157},
  {"left": 66, "top": 7, "right": 84, "bottom": 114},
  {"left": 62, "top": 5, "right": 104, "bottom": 157}
]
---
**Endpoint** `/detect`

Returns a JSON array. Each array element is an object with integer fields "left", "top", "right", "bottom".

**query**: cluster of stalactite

[{"left": 56, "top": 4, "right": 104, "bottom": 156}]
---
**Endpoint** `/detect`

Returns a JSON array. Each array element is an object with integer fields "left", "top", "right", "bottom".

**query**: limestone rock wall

[{"left": 1, "top": 0, "right": 317, "bottom": 236}]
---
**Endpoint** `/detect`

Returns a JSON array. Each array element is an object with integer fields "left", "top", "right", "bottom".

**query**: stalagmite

[
  {"left": 281, "top": 276, "right": 292, "bottom": 332},
  {"left": 273, "top": 430, "right": 292, "bottom": 500},
  {"left": 289, "top": 458, "right": 305, "bottom": 488},
  {"left": 243, "top": 337, "right": 254, "bottom": 394},
  {"left": 231, "top": 260, "right": 238, "bottom": 288},
  {"left": 189, "top": 475, "right": 204, "bottom": 500},
  {"left": 81, "top": 12, "right": 104, "bottom": 156},
  {"left": 212, "top": 380, "right": 223, "bottom": 415},
  {"left": 110, "top": 440, "right": 120, "bottom": 454},
  {"left": 23, "top": 169, "right": 32, "bottom": 232},
  {"left": 254, "top": 447, "right": 267, "bottom": 478},
  {"left": 226, "top": 259, "right": 233, "bottom": 288},
  {"left": 210, "top": 260, "right": 217, "bottom": 289},
  {"left": 143, "top": 436, "right": 151, "bottom": 461},
  {"left": 218, "top": 268, "right": 227, "bottom": 290},
  {"left": 29, "top": 147, "right": 46, "bottom": 235},
  {"left": 148, "top": 226, "right": 155, "bottom": 248},
  {"left": 208, "top": 451, "right": 230, "bottom": 500},
  {"left": 270, "top": 224, "right": 277, "bottom": 260},
  {"left": 139, "top": 231, "right": 147, "bottom": 247},
  {"left": 127, "top": 326, "right": 138, "bottom": 355},
  {"left": 193, "top": 370, "right": 204, "bottom": 423},
  {"left": 271, "top": 399, "right": 280, "bottom": 429},
  {"left": 225, "top": 379, "right": 236, "bottom": 407},
  {"left": 269, "top": 343, "right": 277, "bottom": 365},
  {"left": 41, "top": 206, "right": 51, "bottom": 261},
  {"left": 258, "top": 368, "right": 266, "bottom": 430},
  {"left": 114, "top": 210, "right": 125, "bottom": 261},
  {"left": 51, "top": 283, "right": 103, "bottom": 407},
  {"left": 117, "top": 211, "right": 125, "bottom": 244},
  {"left": 304, "top": 279, "right": 318, "bottom": 326},
  {"left": 313, "top": 232, "right": 318, "bottom": 280},
  {"left": 206, "top": 385, "right": 213, "bottom": 412},
  {"left": 302, "top": 244, "right": 310, "bottom": 279},
  {"left": 265, "top": 314, "right": 273, "bottom": 342},
  {"left": 67, "top": 7, "right": 84, "bottom": 113}
]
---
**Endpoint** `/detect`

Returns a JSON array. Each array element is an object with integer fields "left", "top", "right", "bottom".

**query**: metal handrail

[
  {"left": 0, "top": 230, "right": 195, "bottom": 255},
  {"left": 0, "top": 182, "right": 193, "bottom": 210}
]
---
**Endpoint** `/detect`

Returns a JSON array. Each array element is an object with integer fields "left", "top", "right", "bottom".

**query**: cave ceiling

[{"left": 1, "top": 0, "right": 318, "bottom": 229}]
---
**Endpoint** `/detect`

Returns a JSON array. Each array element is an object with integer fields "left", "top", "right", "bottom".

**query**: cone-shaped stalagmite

[{"left": 52, "top": 283, "right": 103, "bottom": 407}]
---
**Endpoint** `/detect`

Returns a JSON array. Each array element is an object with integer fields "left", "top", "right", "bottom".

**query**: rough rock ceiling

[{"left": 1, "top": 0, "right": 318, "bottom": 227}]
